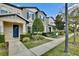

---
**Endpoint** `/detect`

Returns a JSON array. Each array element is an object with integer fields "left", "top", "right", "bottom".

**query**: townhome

[
  {"left": 0, "top": 3, "right": 29, "bottom": 42},
  {"left": 20, "top": 7, "right": 39, "bottom": 33},
  {"left": 0, "top": 3, "right": 55, "bottom": 42},
  {"left": 46, "top": 17, "right": 55, "bottom": 32}
]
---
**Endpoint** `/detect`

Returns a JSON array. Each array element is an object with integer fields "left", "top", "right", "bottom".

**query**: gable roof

[
  {"left": 46, "top": 16, "right": 54, "bottom": 20},
  {"left": 3, "top": 3, "right": 40, "bottom": 11},
  {"left": 3, "top": 3, "right": 21, "bottom": 9},
  {"left": 0, "top": 14, "right": 29, "bottom": 23},
  {"left": 19, "top": 7, "right": 40, "bottom": 10},
  {"left": 36, "top": 11, "right": 47, "bottom": 16}
]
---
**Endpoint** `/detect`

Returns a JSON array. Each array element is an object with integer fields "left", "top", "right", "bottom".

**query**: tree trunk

[
  {"left": 73, "top": 23, "right": 77, "bottom": 47},
  {"left": 73, "top": 29, "right": 76, "bottom": 46}
]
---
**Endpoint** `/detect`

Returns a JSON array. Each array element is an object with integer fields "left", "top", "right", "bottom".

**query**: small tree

[
  {"left": 68, "top": 7, "right": 79, "bottom": 47},
  {"left": 32, "top": 17, "right": 44, "bottom": 34},
  {"left": 55, "top": 15, "right": 64, "bottom": 30}
]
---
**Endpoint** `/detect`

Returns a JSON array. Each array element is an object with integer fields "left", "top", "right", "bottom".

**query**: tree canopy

[
  {"left": 32, "top": 17, "right": 44, "bottom": 33},
  {"left": 55, "top": 14, "right": 64, "bottom": 30}
]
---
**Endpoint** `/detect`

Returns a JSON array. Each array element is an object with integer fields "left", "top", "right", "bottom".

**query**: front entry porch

[
  {"left": 4, "top": 21, "right": 26, "bottom": 42},
  {"left": 0, "top": 21, "right": 26, "bottom": 42}
]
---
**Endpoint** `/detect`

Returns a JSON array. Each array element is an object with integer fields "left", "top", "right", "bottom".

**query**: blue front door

[{"left": 13, "top": 25, "right": 19, "bottom": 37}]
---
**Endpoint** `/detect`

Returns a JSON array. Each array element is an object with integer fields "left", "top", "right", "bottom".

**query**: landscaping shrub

[
  {"left": 47, "top": 32, "right": 58, "bottom": 38},
  {"left": 20, "top": 33, "right": 30, "bottom": 41},
  {"left": 22, "top": 37, "right": 30, "bottom": 42},
  {"left": 0, "top": 35, "right": 5, "bottom": 43},
  {"left": 32, "top": 32, "right": 42, "bottom": 35},
  {"left": 32, "top": 35, "right": 45, "bottom": 40},
  {"left": 59, "top": 31, "right": 64, "bottom": 35},
  {"left": 42, "top": 32, "right": 47, "bottom": 36},
  {"left": 42, "top": 32, "right": 58, "bottom": 38}
]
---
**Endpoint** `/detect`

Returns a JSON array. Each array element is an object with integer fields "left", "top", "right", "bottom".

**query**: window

[
  {"left": 43, "top": 17, "right": 44, "bottom": 20},
  {"left": 0, "top": 9, "right": 8, "bottom": 14},
  {"left": 27, "top": 12, "right": 29, "bottom": 19},
  {"left": 39, "top": 15, "right": 41, "bottom": 19},
  {"left": 27, "top": 11, "right": 35, "bottom": 20},
  {"left": 32, "top": 14, "right": 35, "bottom": 20},
  {"left": 28, "top": 27, "right": 31, "bottom": 33},
  {"left": 0, "top": 7, "right": 9, "bottom": 14}
]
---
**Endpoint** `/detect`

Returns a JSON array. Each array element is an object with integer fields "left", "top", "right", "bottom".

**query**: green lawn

[
  {"left": 23, "top": 39, "right": 51, "bottom": 49},
  {"left": 22, "top": 35, "right": 51, "bottom": 49},
  {"left": 42, "top": 35, "right": 79, "bottom": 56},
  {"left": 0, "top": 43, "right": 8, "bottom": 56}
]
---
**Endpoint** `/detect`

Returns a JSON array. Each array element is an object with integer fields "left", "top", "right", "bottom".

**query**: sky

[{"left": 13, "top": 3, "right": 74, "bottom": 18}]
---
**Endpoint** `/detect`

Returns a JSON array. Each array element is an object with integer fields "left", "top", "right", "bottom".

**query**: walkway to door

[{"left": 9, "top": 40, "right": 35, "bottom": 56}]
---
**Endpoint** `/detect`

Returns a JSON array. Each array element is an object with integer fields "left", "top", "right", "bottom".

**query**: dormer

[
  {"left": 20, "top": 7, "right": 39, "bottom": 21},
  {"left": 36, "top": 11, "right": 47, "bottom": 21}
]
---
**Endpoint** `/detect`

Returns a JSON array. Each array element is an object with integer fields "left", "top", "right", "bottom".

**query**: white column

[
  {"left": 23, "top": 23, "right": 26, "bottom": 33},
  {"left": 0, "top": 21, "right": 4, "bottom": 35},
  {"left": 44, "top": 24, "right": 46, "bottom": 32}
]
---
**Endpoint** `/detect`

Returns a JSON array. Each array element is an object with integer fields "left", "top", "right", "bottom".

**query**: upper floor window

[
  {"left": 39, "top": 15, "right": 44, "bottom": 21},
  {"left": 0, "top": 7, "right": 10, "bottom": 14},
  {"left": 27, "top": 11, "right": 35, "bottom": 20},
  {"left": 27, "top": 12, "right": 29, "bottom": 19},
  {"left": 32, "top": 14, "right": 35, "bottom": 20},
  {"left": 39, "top": 15, "right": 41, "bottom": 19}
]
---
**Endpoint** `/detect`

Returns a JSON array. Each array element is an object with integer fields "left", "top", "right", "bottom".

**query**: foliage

[
  {"left": 59, "top": 31, "right": 65, "bottom": 35},
  {"left": 0, "top": 43, "right": 8, "bottom": 56},
  {"left": 55, "top": 15, "right": 64, "bottom": 30},
  {"left": 22, "top": 37, "right": 30, "bottom": 42},
  {"left": 70, "top": 45, "right": 79, "bottom": 55},
  {"left": 32, "top": 17, "right": 44, "bottom": 33},
  {"left": 42, "top": 32, "right": 47, "bottom": 36},
  {"left": 42, "top": 31, "right": 58, "bottom": 38},
  {"left": 68, "top": 26, "right": 73, "bottom": 32},
  {"left": 32, "top": 35, "right": 45, "bottom": 40},
  {"left": 20, "top": 33, "right": 31, "bottom": 41},
  {"left": 32, "top": 32, "right": 42, "bottom": 35},
  {"left": 23, "top": 37, "right": 50, "bottom": 49},
  {"left": 0, "top": 35, "right": 5, "bottom": 43},
  {"left": 43, "top": 35, "right": 79, "bottom": 56}
]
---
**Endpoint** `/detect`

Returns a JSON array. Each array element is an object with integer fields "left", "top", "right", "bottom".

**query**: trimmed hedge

[
  {"left": 20, "top": 33, "right": 32, "bottom": 41},
  {"left": 42, "top": 32, "right": 58, "bottom": 38},
  {"left": 0, "top": 35, "right": 5, "bottom": 43},
  {"left": 32, "top": 32, "right": 42, "bottom": 35}
]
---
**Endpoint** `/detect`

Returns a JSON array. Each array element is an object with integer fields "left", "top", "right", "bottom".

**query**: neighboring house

[
  {"left": 0, "top": 3, "right": 55, "bottom": 41},
  {"left": 46, "top": 17, "right": 55, "bottom": 32}
]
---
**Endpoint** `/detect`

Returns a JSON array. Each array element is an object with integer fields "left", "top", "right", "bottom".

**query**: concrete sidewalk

[
  {"left": 30, "top": 34, "right": 73, "bottom": 56},
  {"left": 9, "top": 40, "right": 35, "bottom": 56},
  {"left": 8, "top": 34, "right": 73, "bottom": 56}
]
